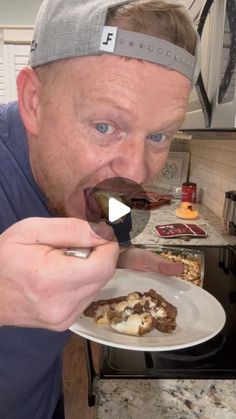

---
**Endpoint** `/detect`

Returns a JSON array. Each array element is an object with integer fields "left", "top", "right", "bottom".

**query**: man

[{"left": 0, "top": 0, "right": 200, "bottom": 418}]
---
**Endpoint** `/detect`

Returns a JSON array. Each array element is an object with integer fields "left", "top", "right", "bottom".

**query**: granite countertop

[
  {"left": 95, "top": 379, "right": 236, "bottom": 419},
  {"left": 131, "top": 202, "right": 236, "bottom": 247}
]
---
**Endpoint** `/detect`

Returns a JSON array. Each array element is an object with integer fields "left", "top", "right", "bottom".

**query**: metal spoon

[{"left": 64, "top": 248, "right": 91, "bottom": 258}]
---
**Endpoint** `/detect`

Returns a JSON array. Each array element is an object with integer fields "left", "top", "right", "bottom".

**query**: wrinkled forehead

[{"left": 62, "top": 54, "right": 191, "bottom": 125}]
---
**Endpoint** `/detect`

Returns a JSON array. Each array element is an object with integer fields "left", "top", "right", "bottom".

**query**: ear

[{"left": 17, "top": 66, "right": 42, "bottom": 136}]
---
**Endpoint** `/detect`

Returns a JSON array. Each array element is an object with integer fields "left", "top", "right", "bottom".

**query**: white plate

[{"left": 70, "top": 269, "right": 226, "bottom": 351}]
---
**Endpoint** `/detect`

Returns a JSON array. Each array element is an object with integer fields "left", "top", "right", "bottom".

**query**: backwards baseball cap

[{"left": 29, "top": 0, "right": 200, "bottom": 85}]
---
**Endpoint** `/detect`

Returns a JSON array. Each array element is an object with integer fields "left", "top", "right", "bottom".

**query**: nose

[{"left": 111, "top": 137, "right": 148, "bottom": 185}]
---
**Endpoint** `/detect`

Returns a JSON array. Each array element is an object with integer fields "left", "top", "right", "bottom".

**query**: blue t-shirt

[{"left": 0, "top": 102, "right": 71, "bottom": 419}]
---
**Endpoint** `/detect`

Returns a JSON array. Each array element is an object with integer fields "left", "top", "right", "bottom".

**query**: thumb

[
  {"left": 157, "top": 259, "right": 184, "bottom": 276},
  {"left": 118, "top": 247, "right": 184, "bottom": 277}
]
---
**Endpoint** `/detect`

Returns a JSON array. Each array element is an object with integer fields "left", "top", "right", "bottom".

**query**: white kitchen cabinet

[{"left": 0, "top": 44, "right": 30, "bottom": 103}]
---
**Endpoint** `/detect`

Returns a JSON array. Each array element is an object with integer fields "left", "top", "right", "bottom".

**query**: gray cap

[{"left": 29, "top": 0, "right": 200, "bottom": 85}]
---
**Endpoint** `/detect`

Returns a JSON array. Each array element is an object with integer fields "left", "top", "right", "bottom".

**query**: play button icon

[
  {"left": 85, "top": 177, "right": 151, "bottom": 245},
  {"left": 108, "top": 197, "right": 131, "bottom": 222}
]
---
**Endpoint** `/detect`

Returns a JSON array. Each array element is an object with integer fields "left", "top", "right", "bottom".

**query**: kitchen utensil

[{"left": 64, "top": 248, "right": 91, "bottom": 258}]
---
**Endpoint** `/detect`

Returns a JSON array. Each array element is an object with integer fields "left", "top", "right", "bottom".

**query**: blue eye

[
  {"left": 147, "top": 133, "right": 167, "bottom": 143},
  {"left": 95, "top": 123, "right": 115, "bottom": 134}
]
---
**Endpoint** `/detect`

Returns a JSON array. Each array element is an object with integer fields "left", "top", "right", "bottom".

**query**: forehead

[
  {"left": 53, "top": 54, "right": 191, "bottom": 125},
  {"left": 68, "top": 54, "right": 190, "bottom": 92}
]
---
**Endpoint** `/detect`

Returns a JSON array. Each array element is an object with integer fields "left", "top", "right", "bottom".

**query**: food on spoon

[
  {"left": 93, "top": 190, "right": 110, "bottom": 218},
  {"left": 94, "top": 190, "right": 124, "bottom": 219},
  {"left": 83, "top": 289, "right": 177, "bottom": 336}
]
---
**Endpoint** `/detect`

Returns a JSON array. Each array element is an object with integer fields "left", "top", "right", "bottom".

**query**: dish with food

[{"left": 70, "top": 269, "right": 226, "bottom": 351}]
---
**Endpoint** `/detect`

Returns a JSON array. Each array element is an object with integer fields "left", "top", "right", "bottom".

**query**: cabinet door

[
  {"left": 0, "top": 44, "right": 30, "bottom": 103},
  {"left": 8, "top": 44, "right": 31, "bottom": 101},
  {"left": 0, "top": 46, "right": 11, "bottom": 103}
]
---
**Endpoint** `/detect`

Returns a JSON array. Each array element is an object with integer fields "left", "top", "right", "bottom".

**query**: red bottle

[{"left": 181, "top": 182, "right": 197, "bottom": 203}]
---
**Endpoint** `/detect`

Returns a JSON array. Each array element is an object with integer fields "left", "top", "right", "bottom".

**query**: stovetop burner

[{"left": 98, "top": 246, "right": 236, "bottom": 379}]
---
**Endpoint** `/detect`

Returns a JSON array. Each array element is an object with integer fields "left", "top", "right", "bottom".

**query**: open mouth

[
  {"left": 84, "top": 187, "right": 129, "bottom": 222},
  {"left": 84, "top": 178, "right": 143, "bottom": 222}
]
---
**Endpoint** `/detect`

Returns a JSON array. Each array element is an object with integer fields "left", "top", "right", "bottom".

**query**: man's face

[{"left": 27, "top": 55, "right": 191, "bottom": 219}]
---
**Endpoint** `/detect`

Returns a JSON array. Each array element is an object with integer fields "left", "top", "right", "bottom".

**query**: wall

[
  {"left": 0, "top": 1, "right": 43, "bottom": 25},
  {"left": 171, "top": 138, "right": 236, "bottom": 218},
  {"left": 187, "top": 139, "right": 236, "bottom": 218}
]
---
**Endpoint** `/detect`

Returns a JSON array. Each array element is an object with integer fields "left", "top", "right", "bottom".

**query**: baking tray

[{"left": 136, "top": 245, "right": 204, "bottom": 287}]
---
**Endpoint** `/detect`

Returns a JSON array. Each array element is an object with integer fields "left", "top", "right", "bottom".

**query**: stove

[{"left": 85, "top": 246, "right": 236, "bottom": 405}]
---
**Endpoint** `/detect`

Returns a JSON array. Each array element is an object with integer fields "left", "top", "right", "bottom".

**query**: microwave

[{"left": 183, "top": 0, "right": 236, "bottom": 131}]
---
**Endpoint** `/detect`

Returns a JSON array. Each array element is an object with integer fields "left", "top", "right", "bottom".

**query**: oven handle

[
  {"left": 147, "top": 333, "right": 227, "bottom": 364},
  {"left": 195, "top": 0, "right": 215, "bottom": 127},
  {"left": 218, "top": 0, "right": 236, "bottom": 103}
]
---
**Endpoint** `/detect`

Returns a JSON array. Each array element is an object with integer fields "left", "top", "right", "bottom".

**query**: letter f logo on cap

[
  {"left": 103, "top": 33, "right": 114, "bottom": 45},
  {"left": 100, "top": 26, "right": 118, "bottom": 52}
]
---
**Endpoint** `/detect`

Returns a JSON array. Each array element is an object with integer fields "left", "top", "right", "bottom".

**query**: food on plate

[
  {"left": 128, "top": 191, "right": 172, "bottom": 210},
  {"left": 159, "top": 250, "right": 202, "bottom": 286},
  {"left": 83, "top": 289, "right": 177, "bottom": 336},
  {"left": 94, "top": 189, "right": 172, "bottom": 215}
]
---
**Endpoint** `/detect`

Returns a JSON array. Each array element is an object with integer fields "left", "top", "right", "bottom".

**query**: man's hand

[
  {"left": 117, "top": 247, "right": 184, "bottom": 276},
  {"left": 0, "top": 217, "right": 119, "bottom": 331}
]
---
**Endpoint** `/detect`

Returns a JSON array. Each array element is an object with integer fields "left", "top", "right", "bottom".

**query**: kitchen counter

[
  {"left": 131, "top": 202, "right": 236, "bottom": 247},
  {"left": 95, "top": 379, "right": 236, "bottom": 418}
]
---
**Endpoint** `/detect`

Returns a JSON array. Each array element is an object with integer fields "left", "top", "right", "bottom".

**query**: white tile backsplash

[
  {"left": 171, "top": 137, "right": 236, "bottom": 218},
  {"left": 147, "top": 137, "right": 236, "bottom": 218}
]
